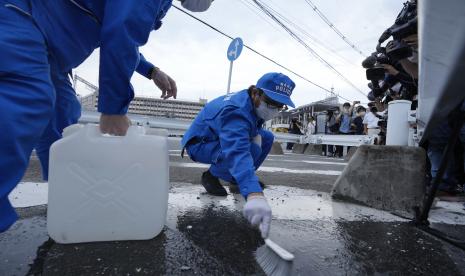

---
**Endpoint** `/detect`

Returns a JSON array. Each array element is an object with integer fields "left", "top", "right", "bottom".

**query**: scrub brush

[{"left": 256, "top": 238, "right": 294, "bottom": 276}]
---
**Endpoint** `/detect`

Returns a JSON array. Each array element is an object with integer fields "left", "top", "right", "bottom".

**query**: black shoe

[
  {"left": 229, "top": 183, "right": 240, "bottom": 194},
  {"left": 229, "top": 180, "right": 266, "bottom": 194},
  {"left": 201, "top": 170, "right": 227, "bottom": 196}
]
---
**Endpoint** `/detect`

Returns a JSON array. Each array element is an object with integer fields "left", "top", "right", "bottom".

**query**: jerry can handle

[
  {"left": 84, "top": 124, "right": 103, "bottom": 138},
  {"left": 125, "top": 126, "right": 145, "bottom": 138},
  {"left": 83, "top": 124, "right": 145, "bottom": 139},
  {"left": 62, "top": 124, "right": 84, "bottom": 137}
]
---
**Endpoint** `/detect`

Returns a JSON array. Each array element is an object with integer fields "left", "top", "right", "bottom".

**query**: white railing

[
  {"left": 79, "top": 110, "right": 191, "bottom": 131},
  {"left": 272, "top": 132, "right": 302, "bottom": 143},
  {"left": 302, "top": 134, "right": 374, "bottom": 147},
  {"left": 80, "top": 111, "right": 377, "bottom": 146},
  {"left": 80, "top": 111, "right": 304, "bottom": 143}
]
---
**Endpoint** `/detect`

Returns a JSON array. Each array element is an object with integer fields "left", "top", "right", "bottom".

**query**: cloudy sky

[{"left": 74, "top": 0, "right": 404, "bottom": 108}]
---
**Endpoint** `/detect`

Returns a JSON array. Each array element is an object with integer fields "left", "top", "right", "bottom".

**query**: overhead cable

[
  {"left": 251, "top": 0, "right": 366, "bottom": 97},
  {"left": 172, "top": 5, "right": 352, "bottom": 102},
  {"left": 302, "top": 0, "right": 367, "bottom": 56}
]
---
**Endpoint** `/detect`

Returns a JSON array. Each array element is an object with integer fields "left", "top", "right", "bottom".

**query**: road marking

[
  {"left": 169, "top": 162, "right": 342, "bottom": 176},
  {"left": 167, "top": 184, "right": 465, "bottom": 225},
  {"left": 154, "top": 153, "right": 345, "bottom": 167},
  {"left": 171, "top": 154, "right": 345, "bottom": 166},
  {"left": 258, "top": 166, "right": 341, "bottom": 175},
  {"left": 267, "top": 154, "right": 345, "bottom": 161},
  {"left": 10, "top": 182, "right": 465, "bottom": 226},
  {"left": 167, "top": 185, "right": 406, "bottom": 223},
  {"left": 266, "top": 159, "right": 347, "bottom": 166},
  {"left": 9, "top": 182, "right": 48, "bottom": 207},
  {"left": 172, "top": 150, "right": 345, "bottom": 162}
]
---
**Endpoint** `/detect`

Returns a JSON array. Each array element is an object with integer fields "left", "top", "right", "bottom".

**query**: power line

[
  {"left": 237, "top": 0, "right": 282, "bottom": 34},
  {"left": 302, "top": 0, "right": 367, "bottom": 57},
  {"left": 250, "top": 0, "right": 366, "bottom": 98},
  {"left": 171, "top": 5, "right": 352, "bottom": 102},
  {"left": 247, "top": 0, "right": 359, "bottom": 67}
]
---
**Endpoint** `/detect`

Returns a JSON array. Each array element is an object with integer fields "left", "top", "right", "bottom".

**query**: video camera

[
  {"left": 362, "top": 0, "right": 417, "bottom": 101},
  {"left": 378, "top": 0, "right": 417, "bottom": 60},
  {"left": 362, "top": 51, "right": 392, "bottom": 100}
]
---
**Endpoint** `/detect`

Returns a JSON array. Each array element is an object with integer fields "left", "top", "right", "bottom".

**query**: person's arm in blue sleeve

[
  {"left": 218, "top": 107, "right": 262, "bottom": 198},
  {"left": 98, "top": 1, "right": 160, "bottom": 114},
  {"left": 136, "top": 53, "right": 155, "bottom": 79}
]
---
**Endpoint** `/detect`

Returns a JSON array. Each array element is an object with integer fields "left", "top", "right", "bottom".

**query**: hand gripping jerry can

[{"left": 47, "top": 124, "right": 169, "bottom": 244}]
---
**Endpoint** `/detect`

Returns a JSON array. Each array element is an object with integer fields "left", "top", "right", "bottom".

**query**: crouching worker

[{"left": 181, "top": 72, "right": 296, "bottom": 238}]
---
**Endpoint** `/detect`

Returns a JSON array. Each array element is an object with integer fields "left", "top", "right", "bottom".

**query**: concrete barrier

[
  {"left": 270, "top": 142, "right": 284, "bottom": 155},
  {"left": 344, "top": 147, "right": 358, "bottom": 161},
  {"left": 304, "top": 144, "right": 323, "bottom": 156},
  {"left": 292, "top": 144, "right": 308, "bottom": 154},
  {"left": 331, "top": 145, "right": 426, "bottom": 218}
]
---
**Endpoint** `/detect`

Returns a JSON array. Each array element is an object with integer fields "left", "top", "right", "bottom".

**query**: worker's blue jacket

[
  {"left": 181, "top": 90, "right": 265, "bottom": 197},
  {"left": 0, "top": 0, "right": 173, "bottom": 232},
  {"left": 9, "top": 0, "right": 172, "bottom": 114}
]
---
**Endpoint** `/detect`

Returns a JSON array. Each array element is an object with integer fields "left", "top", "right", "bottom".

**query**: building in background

[{"left": 76, "top": 75, "right": 206, "bottom": 121}]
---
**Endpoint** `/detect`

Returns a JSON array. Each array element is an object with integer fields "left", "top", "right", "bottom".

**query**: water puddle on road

[
  {"left": 3, "top": 183, "right": 465, "bottom": 275},
  {"left": 166, "top": 183, "right": 407, "bottom": 229},
  {"left": 166, "top": 183, "right": 465, "bottom": 275}
]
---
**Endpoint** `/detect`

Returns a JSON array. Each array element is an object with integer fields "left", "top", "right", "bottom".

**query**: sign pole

[
  {"left": 226, "top": 37, "right": 243, "bottom": 95},
  {"left": 227, "top": 60, "right": 233, "bottom": 94}
]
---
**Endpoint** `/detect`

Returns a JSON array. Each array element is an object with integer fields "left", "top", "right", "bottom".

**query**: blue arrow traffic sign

[{"left": 227, "top": 38, "right": 243, "bottom": 62}]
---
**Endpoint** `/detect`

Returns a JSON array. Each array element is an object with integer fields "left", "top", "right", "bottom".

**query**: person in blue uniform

[
  {"left": 181, "top": 72, "right": 296, "bottom": 238},
  {"left": 0, "top": 0, "right": 213, "bottom": 232}
]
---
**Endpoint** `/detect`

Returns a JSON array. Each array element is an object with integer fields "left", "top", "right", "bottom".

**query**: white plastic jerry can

[{"left": 47, "top": 124, "right": 169, "bottom": 244}]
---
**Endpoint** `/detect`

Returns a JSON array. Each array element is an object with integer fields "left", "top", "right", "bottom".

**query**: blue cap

[{"left": 256, "top": 73, "right": 296, "bottom": 108}]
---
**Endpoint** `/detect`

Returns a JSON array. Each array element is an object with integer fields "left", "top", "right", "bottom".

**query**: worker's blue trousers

[
  {"left": 186, "top": 129, "right": 274, "bottom": 183},
  {"left": 0, "top": 3, "right": 80, "bottom": 232}
]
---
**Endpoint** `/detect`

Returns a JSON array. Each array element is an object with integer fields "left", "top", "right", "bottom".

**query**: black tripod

[{"left": 414, "top": 101, "right": 465, "bottom": 249}]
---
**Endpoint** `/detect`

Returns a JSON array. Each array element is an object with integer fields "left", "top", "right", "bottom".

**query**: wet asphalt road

[{"left": 2, "top": 143, "right": 465, "bottom": 275}]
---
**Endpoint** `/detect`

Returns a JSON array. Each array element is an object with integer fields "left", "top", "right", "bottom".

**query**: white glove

[{"left": 243, "top": 195, "right": 272, "bottom": 239}]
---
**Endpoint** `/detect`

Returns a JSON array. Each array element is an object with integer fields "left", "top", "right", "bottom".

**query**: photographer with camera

[
  {"left": 396, "top": 34, "right": 418, "bottom": 79},
  {"left": 363, "top": 0, "right": 418, "bottom": 109},
  {"left": 335, "top": 101, "right": 358, "bottom": 157}
]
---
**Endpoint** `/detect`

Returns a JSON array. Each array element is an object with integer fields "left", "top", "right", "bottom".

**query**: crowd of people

[
  {"left": 288, "top": 0, "right": 464, "bottom": 199},
  {"left": 284, "top": 100, "right": 384, "bottom": 157},
  {"left": 304, "top": 0, "right": 418, "bottom": 158},
  {"left": 337, "top": 0, "right": 465, "bottom": 199},
  {"left": 281, "top": 99, "right": 385, "bottom": 157},
  {"left": 360, "top": 0, "right": 464, "bottom": 198},
  {"left": 314, "top": 101, "right": 382, "bottom": 157}
]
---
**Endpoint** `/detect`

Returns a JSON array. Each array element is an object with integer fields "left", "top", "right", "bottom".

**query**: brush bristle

[{"left": 256, "top": 243, "right": 293, "bottom": 276}]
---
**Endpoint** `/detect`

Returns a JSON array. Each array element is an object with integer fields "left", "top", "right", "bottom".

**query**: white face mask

[
  {"left": 181, "top": 0, "right": 212, "bottom": 12},
  {"left": 255, "top": 102, "right": 279, "bottom": 121}
]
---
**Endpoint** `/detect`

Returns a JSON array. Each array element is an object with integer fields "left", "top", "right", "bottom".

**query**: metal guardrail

[
  {"left": 80, "top": 111, "right": 373, "bottom": 146},
  {"left": 80, "top": 111, "right": 302, "bottom": 143},
  {"left": 272, "top": 132, "right": 302, "bottom": 143},
  {"left": 79, "top": 111, "right": 191, "bottom": 131},
  {"left": 302, "top": 134, "right": 374, "bottom": 147}
]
